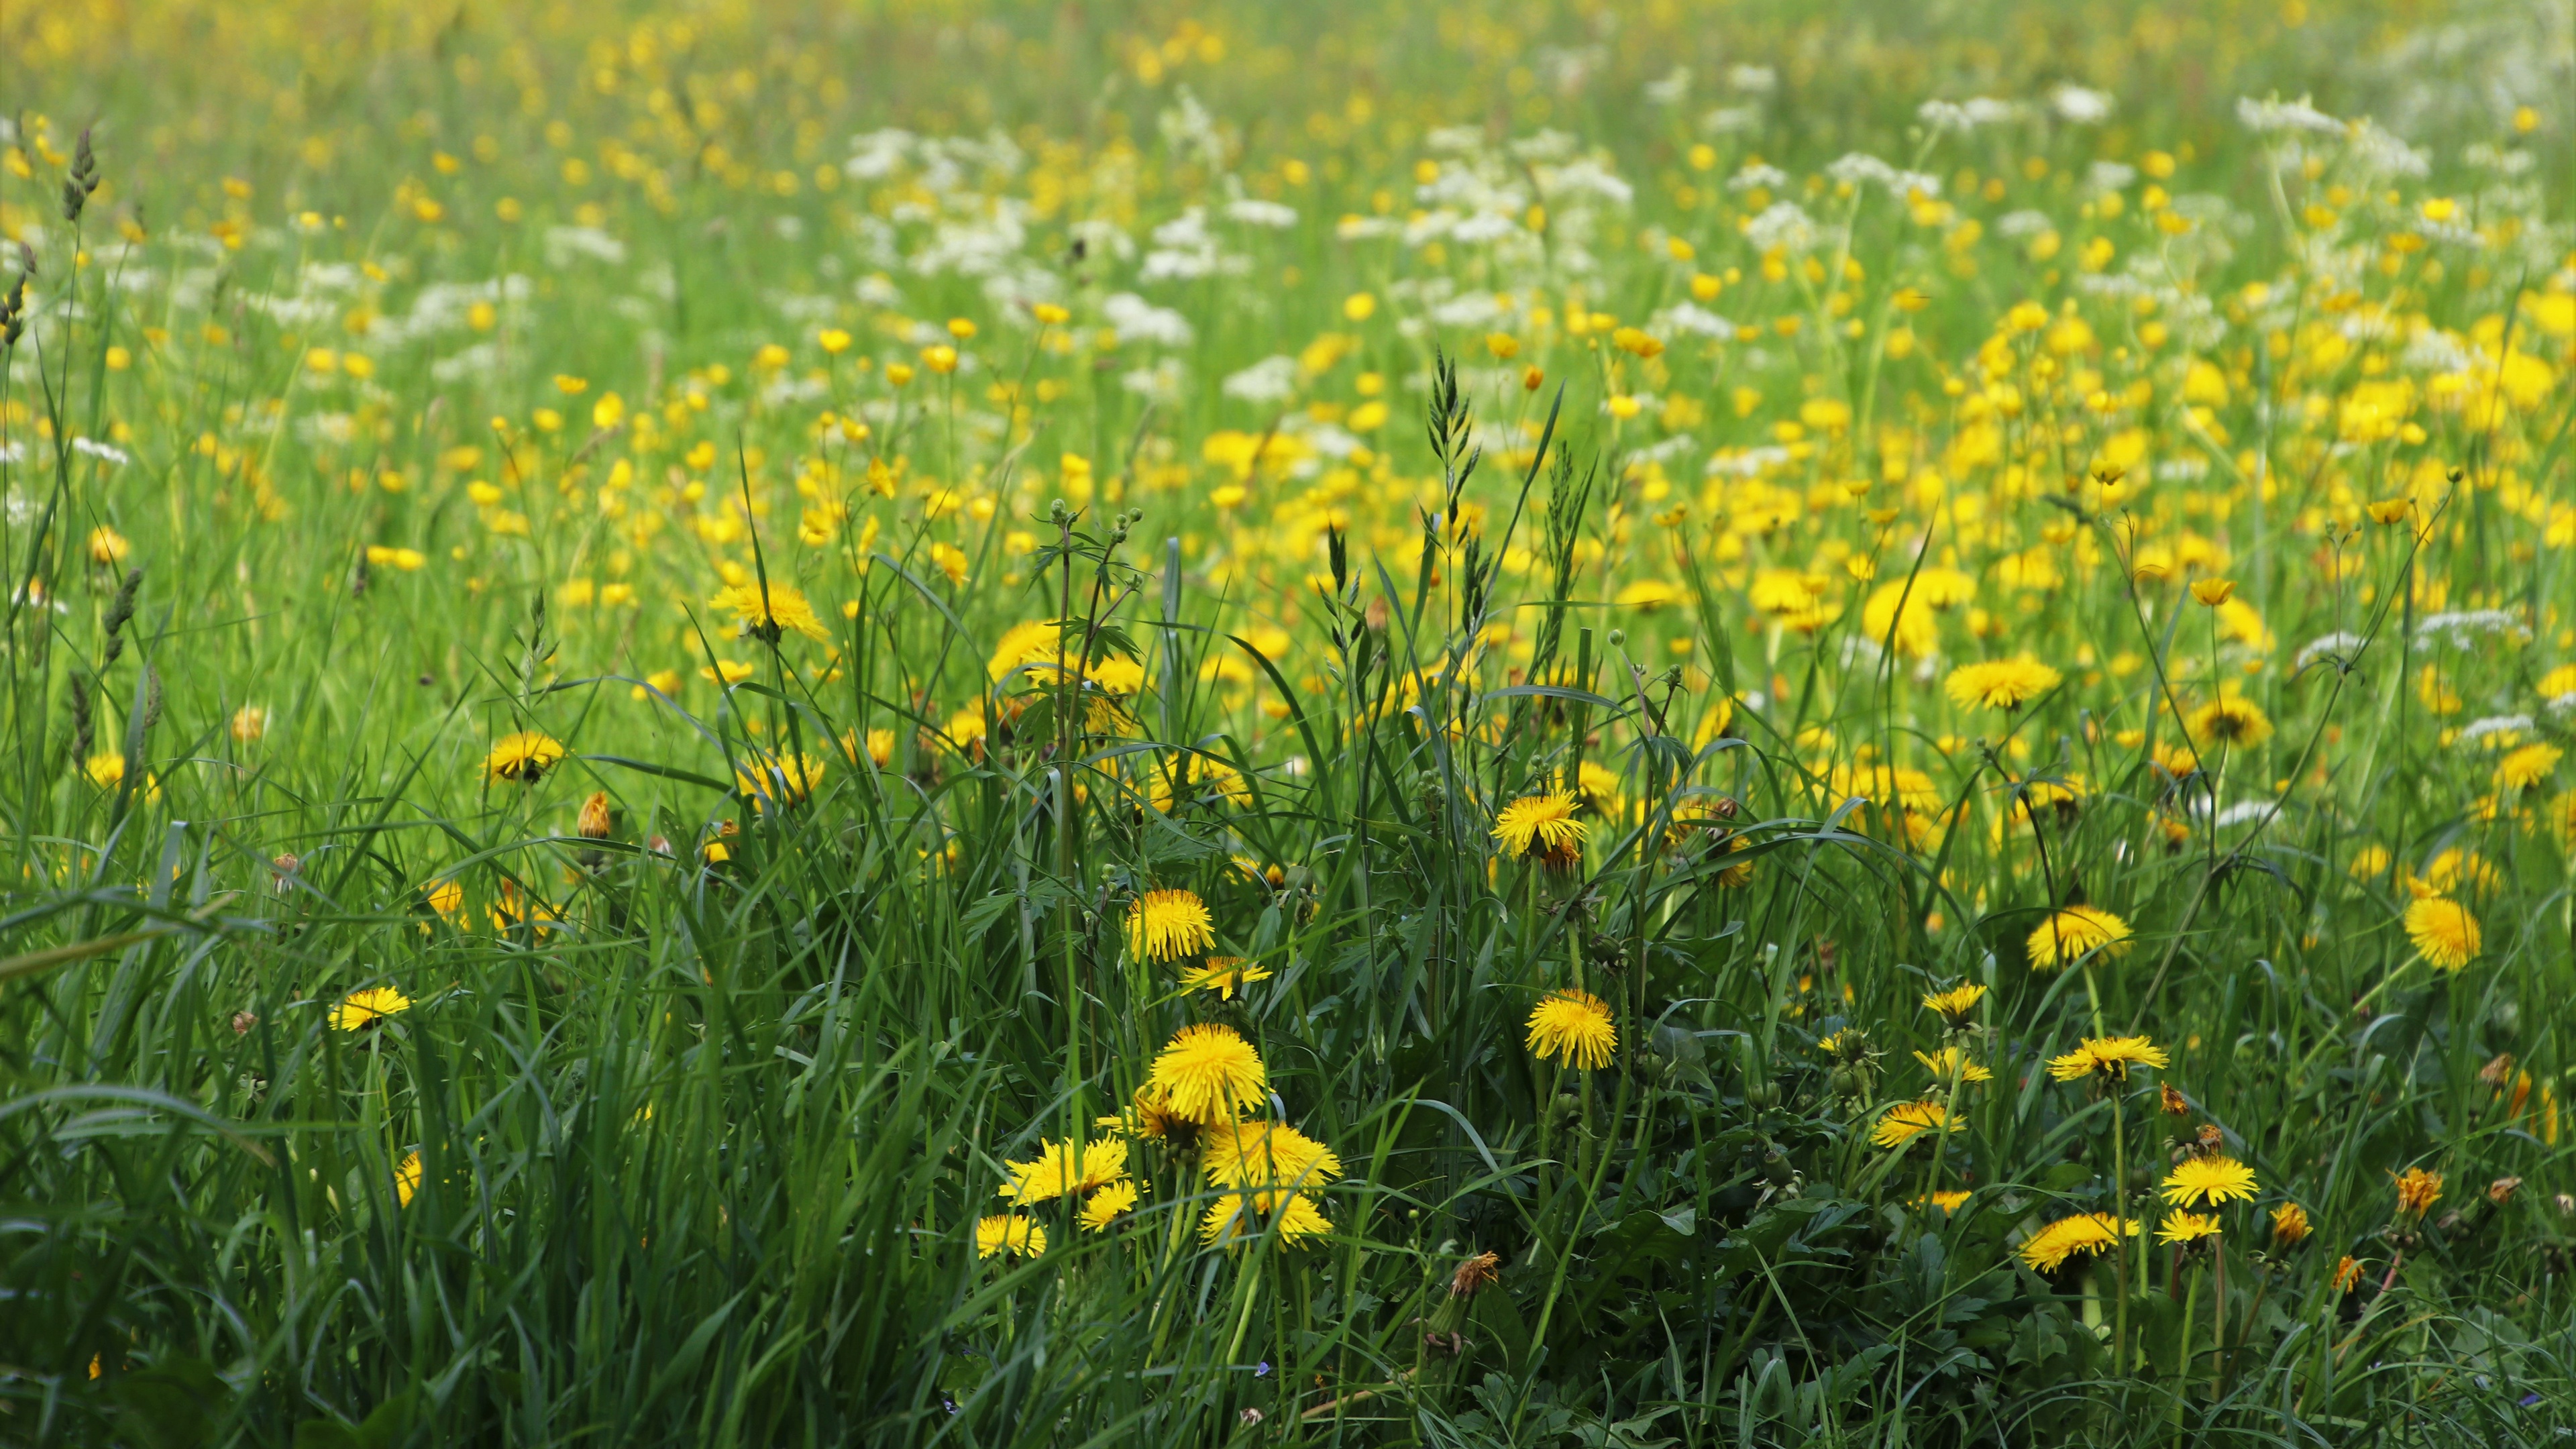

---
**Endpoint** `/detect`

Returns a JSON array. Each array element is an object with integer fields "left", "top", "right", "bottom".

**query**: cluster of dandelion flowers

[
  {"left": 1525, "top": 988, "right": 1616, "bottom": 1070},
  {"left": 1148, "top": 1023, "right": 1267, "bottom": 1122},
  {"left": 1127, "top": 889, "right": 1216, "bottom": 963},
  {"left": 711, "top": 580, "right": 830, "bottom": 643},
  {"left": 2404, "top": 896, "right": 2481, "bottom": 971},
  {"left": 998, "top": 1137, "right": 1130, "bottom": 1205},
  {"left": 2047, "top": 1035, "right": 2169, "bottom": 1082},
  {"left": 2161, "top": 1155, "right": 2259, "bottom": 1208},
  {"left": 1944, "top": 656, "right": 2061, "bottom": 710},
  {"left": 2026, "top": 904, "right": 2133, "bottom": 971},
  {"left": 975, "top": 1214, "right": 1046, "bottom": 1259},
  {"left": 486, "top": 731, "right": 568, "bottom": 785},
  {"left": 331, "top": 986, "right": 413, "bottom": 1031},
  {"left": 2017, "top": 1212, "right": 2139, "bottom": 1272},
  {"left": 1872, "top": 1100, "right": 1963, "bottom": 1149},
  {"left": 2157, "top": 1211, "right": 2223, "bottom": 1247},
  {"left": 1492, "top": 791, "right": 1586, "bottom": 862}
]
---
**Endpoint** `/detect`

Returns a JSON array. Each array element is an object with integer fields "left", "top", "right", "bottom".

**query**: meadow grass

[{"left": 4, "top": 1, "right": 2576, "bottom": 1443}]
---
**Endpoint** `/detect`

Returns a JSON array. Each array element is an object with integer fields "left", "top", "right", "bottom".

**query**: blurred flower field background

[{"left": 5, "top": 0, "right": 2576, "bottom": 1442}]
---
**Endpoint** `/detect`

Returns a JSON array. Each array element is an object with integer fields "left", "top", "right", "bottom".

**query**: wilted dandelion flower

[
  {"left": 1872, "top": 1100, "right": 1962, "bottom": 1148},
  {"left": 2403, "top": 896, "right": 2480, "bottom": 970},
  {"left": 1079, "top": 1180, "right": 1140, "bottom": 1232},
  {"left": 2271, "top": 1201, "right": 2312, "bottom": 1248},
  {"left": 1945, "top": 656, "right": 2061, "bottom": 710},
  {"left": 2157, "top": 1211, "right": 2222, "bottom": 1246},
  {"left": 1149, "top": 1024, "right": 1267, "bottom": 1122},
  {"left": 486, "top": 731, "right": 567, "bottom": 784},
  {"left": 999, "top": 1137, "right": 1130, "bottom": 1204},
  {"left": 2393, "top": 1167, "right": 2444, "bottom": 1217},
  {"left": 1921, "top": 982, "right": 1987, "bottom": 1026},
  {"left": 2161, "top": 1155, "right": 2259, "bottom": 1207},
  {"left": 2047, "top": 1035, "right": 2168, "bottom": 1081},
  {"left": 2333, "top": 1255, "right": 2363, "bottom": 1291},
  {"left": 1493, "top": 791, "right": 1587, "bottom": 859},
  {"left": 711, "top": 581, "right": 830, "bottom": 643},
  {"left": 1524, "top": 988, "right": 1616, "bottom": 1069},
  {"left": 331, "top": 986, "right": 413, "bottom": 1030},
  {"left": 1127, "top": 889, "right": 1216, "bottom": 961},
  {"left": 975, "top": 1214, "right": 1046, "bottom": 1259},
  {"left": 2026, "top": 904, "right": 2132, "bottom": 970},
  {"left": 2018, "top": 1212, "right": 2137, "bottom": 1272}
]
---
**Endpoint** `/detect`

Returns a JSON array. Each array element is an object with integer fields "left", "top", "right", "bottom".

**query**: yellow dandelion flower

[
  {"left": 1524, "top": 988, "right": 1616, "bottom": 1069},
  {"left": 710, "top": 581, "right": 831, "bottom": 643},
  {"left": 485, "top": 731, "right": 567, "bottom": 784},
  {"left": 1127, "top": 889, "right": 1216, "bottom": 962},
  {"left": 975, "top": 1214, "right": 1046, "bottom": 1259},
  {"left": 1915, "top": 1189, "right": 1973, "bottom": 1212},
  {"left": 2026, "top": 904, "right": 2133, "bottom": 971},
  {"left": 2271, "top": 1201, "right": 2312, "bottom": 1247},
  {"left": 2187, "top": 693, "right": 2273, "bottom": 747},
  {"left": 735, "top": 750, "right": 826, "bottom": 808},
  {"left": 1920, "top": 982, "right": 1988, "bottom": 1027},
  {"left": 2496, "top": 742, "right": 2562, "bottom": 792},
  {"left": 1180, "top": 957, "right": 1273, "bottom": 999},
  {"left": 83, "top": 752, "right": 162, "bottom": 801},
  {"left": 1493, "top": 791, "right": 1587, "bottom": 859},
  {"left": 2161, "top": 1155, "right": 2259, "bottom": 1207},
  {"left": 1944, "top": 656, "right": 2062, "bottom": 710},
  {"left": 394, "top": 1150, "right": 423, "bottom": 1208},
  {"left": 1200, "top": 1189, "right": 1333, "bottom": 1246},
  {"left": 1913, "top": 1047, "right": 1993, "bottom": 1085},
  {"left": 1079, "top": 1180, "right": 1140, "bottom": 1232},
  {"left": 2157, "top": 1210, "right": 2222, "bottom": 1246},
  {"left": 331, "top": 986, "right": 413, "bottom": 1031},
  {"left": 2017, "top": 1212, "right": 2139, "bottom": 1272},
  {"left": 2393, "top": 1166, "right": 2443, "bottom": 1216},
  {"left": 2047, "top": 1035, "right": 2168, "bottom": 1081},
  {"left": 1148, "top": 1024, "right": 1267, "bottom": 1123},
  {"left": 998, "top": 1137, "right": 1130, "bottom": 1205},
  {"left": 2404, "top": 896, "right": 2480, "bottom": 969},
  {"left": 1201, "top": 1120, "right": 1342, "bottom": 1192},
  {"left": 1872, "top": 1100, "right": 1962, "bottom": 1148}
]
